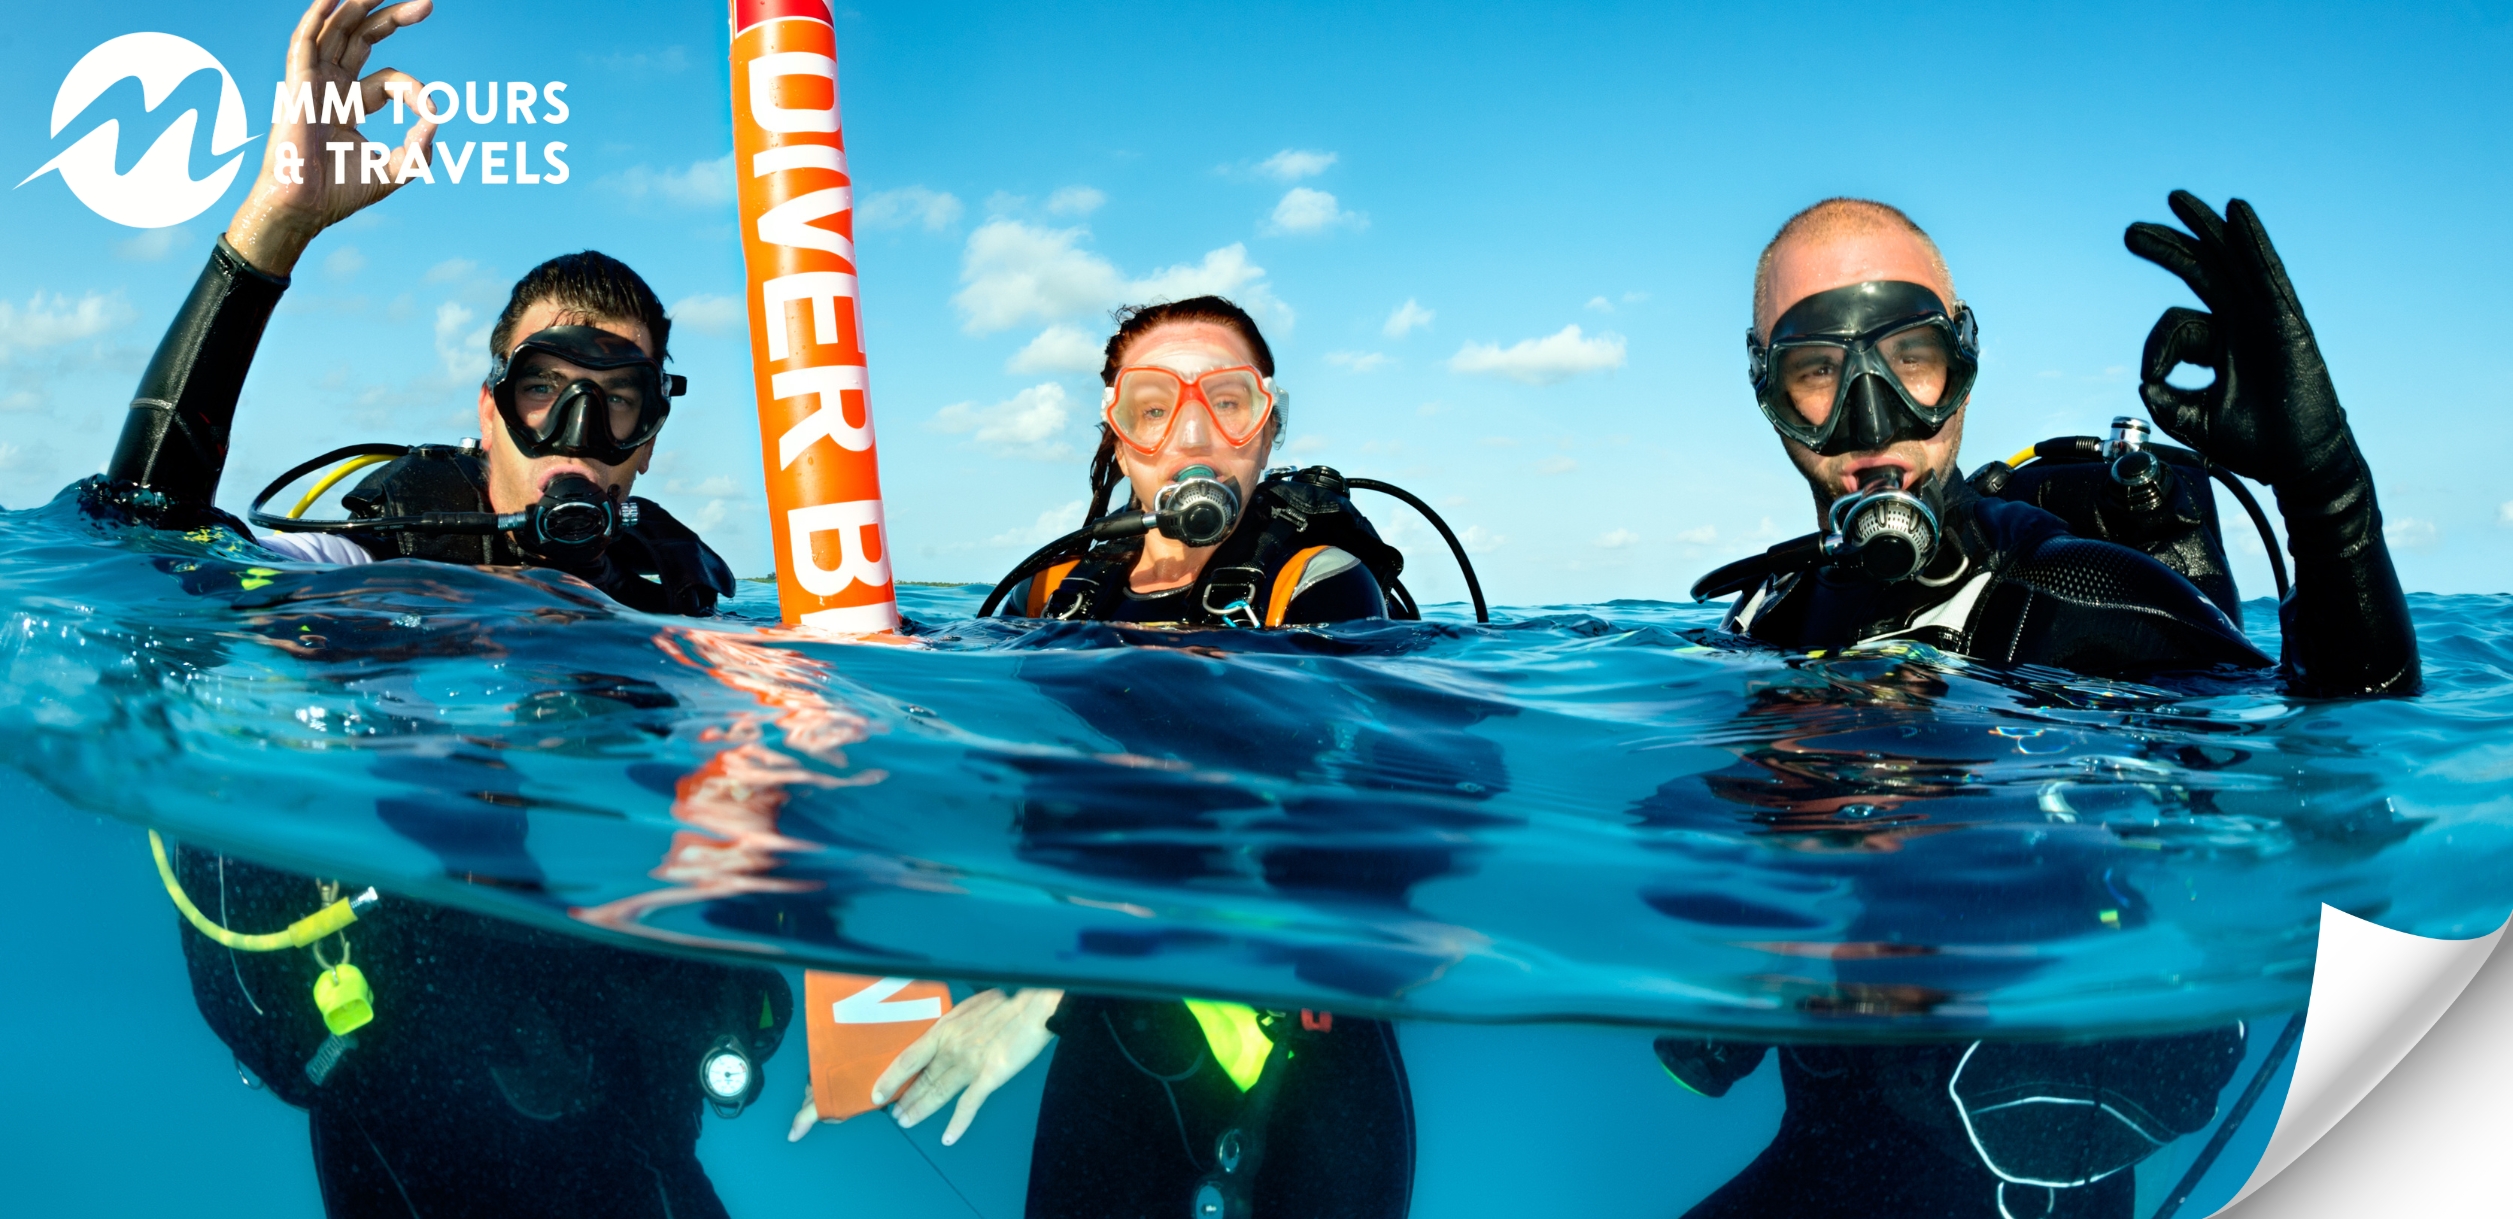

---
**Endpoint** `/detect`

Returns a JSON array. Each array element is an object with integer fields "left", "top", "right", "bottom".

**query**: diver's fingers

[
  {"left": 872, "top": 1026, "right": 947, "bottom": 1108},
  {"left": 284, "top": 0, "right": 330, "bottom": 79},
  {"left": 2223, "top": 198, "right": 2313, "bottom": 321},
  {"left": 2124, "top": 223, "right": 2215, "bottom": 302},
  {"left": 940, "top": 1070, "right": 1006, "bottom": 1147},
  {"left": 788, "top": 1088, "right": 824, "bottom": 1142},
  {"left": 2166, "top": 190, "right": 2231, "bottom": 254},
  {"left": 315, "top": 0, "right": 379, "bottom": 72},
  {"left": 341, "top": 0, "right": 429, "bottom": 78}
]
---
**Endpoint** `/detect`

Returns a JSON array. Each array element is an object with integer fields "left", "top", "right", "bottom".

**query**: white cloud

[
  {"left": 115, "top": 227, "right": 187, "bottom": 262},
  {"left": 604, "top": 153, "right": 735, "bottom": 208},
  {"left": 1287, "top": 434, "right": 1329, "bottom": 456},
  {"left": 670, "top": 293, "right": 745, "bottom": 337},
  {"left": 1596, "top": 528, "right": 1640, "bottom": 549},
  {"left": 1325, "top": 351, "right": 1389, "bottom": 373},
  {"left": 1384, "top": 299, "right": 1433, "bottom": 339},
  {"left": 1585, "top": 295, "right": 1614, "bottom": 313},
  {"left": 1265, "top": 187, "right": 1365, "bottom": 236},
  {"left": 991, "top": 500, "right": 1087, "bottom": 548},
  {"left": 2385, "top": 516, "right": 2440, "bottom": 551},
  {"left": 1044, "top": 186, "right": 1106, "bottom": 217},
  {"left": 1008, "top": 324, "right": 1105, "bottom": 374},
  {"left": 1535, "top": 455, "right": 1578, "bottom": 475},
  {"left": 955, "top": 222, "right": 1290, "bottom": 335},
  {"left": 860, "top": 186, "right": 965, "bottom": 232},
  {"left": 930, "top": 382, "right": 1074, "bottom": 459},
  {"left": 1450, "top": 324, "right": 1627, "bottom": 385},
  {"left": 424, "top": 257, "right": 479, "bottom": 283},
  {"left": 433, "top": 301, "right": 489, "bottom": 385},
  {"left": 953, "top": 220, "right": 1127, "bottom": 334},
  {"left": 324, "top": 245, "right": 367, "bottom": 279},
  {"left": 1674, "top": 524, "right": 1718, "bottom": 545},
  {"left": 1259, "top": 149, "right": 1338, "bottom": 181},
  {"left": 0, "top": 291, "right": 135, "bottom": 364},
  {"left": 2498, "top": 501, "right": 2513, "bottom": 527},
  {"left": 1460, "top": 524, "right": 1508, "bottom": 551}
]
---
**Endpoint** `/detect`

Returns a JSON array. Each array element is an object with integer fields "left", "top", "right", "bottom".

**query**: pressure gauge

[{"left": 699, "top": 1036, "right": 757, "bottom": 1116}]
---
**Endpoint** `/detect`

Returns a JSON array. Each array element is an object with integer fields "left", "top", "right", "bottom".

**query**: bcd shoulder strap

[{"left": 340, "top": 446, "right": 510, "bottom": 565}]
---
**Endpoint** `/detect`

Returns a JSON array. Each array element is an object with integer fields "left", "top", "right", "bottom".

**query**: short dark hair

[{"left": 487, "top": 251, "right": 672, "bottom": 365}]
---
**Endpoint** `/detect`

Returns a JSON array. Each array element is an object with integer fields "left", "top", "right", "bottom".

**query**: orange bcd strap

[
  {"left": 1264, "top": 546, "right": 1331, "bottom": 628},
  {"left": 1026, "top": 559, "right": 1082, "bottom": 618}
]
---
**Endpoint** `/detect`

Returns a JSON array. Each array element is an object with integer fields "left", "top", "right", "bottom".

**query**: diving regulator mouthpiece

[
  {"left": 1824, "top": 467, "right": 1941, "bottom": 582},
  {"left": 508, "top": 473, "right": 637, "bottom": 562},
  {"left": 1154, "top": 465, "right": 1241, "bottom": 549}
]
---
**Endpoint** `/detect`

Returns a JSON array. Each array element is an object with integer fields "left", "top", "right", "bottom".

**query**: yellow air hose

[
  {"left": 287, "top": 453, "right": 398, "bottom": 520},
  {"left": 2005, "top": 445, "right": 2039, "bottom": 469},
  {"left": 149, "top": 830, "right": 371, "bottom": 951}
]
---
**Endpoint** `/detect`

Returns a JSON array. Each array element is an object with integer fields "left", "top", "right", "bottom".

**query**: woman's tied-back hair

[
  {"left": 1085, "top": 295, "right": 1279, "bottom": 521},
  {"left": 486, "top": 251, "right": 674, "bottom": 373}
]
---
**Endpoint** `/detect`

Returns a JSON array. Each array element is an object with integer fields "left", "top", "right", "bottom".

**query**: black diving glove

[{"left": 2124, "top": 191, "right": 2418, "bottom": 696}]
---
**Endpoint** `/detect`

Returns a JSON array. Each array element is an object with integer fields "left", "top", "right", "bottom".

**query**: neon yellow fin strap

[
  {"left": 150, "top": 830, "right": 362, "bottom": 951},
  {"left": 1183, "top": 1000, "right": 1273, "bottom": 1092}
]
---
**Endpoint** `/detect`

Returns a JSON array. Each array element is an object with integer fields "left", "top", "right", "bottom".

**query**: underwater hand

[
  {"left": 227, "top": 0, "right": 438, "bottom": 276},
  {"left": 2123, "top": 191, "right": 2356, "bottom": 495},
  {"left": 875, "top": 987, "right": 1062, "bottom": 1147}
]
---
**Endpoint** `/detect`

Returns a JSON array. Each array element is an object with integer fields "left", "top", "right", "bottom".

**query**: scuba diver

[
  {"left": 84, "top": 3, "right": 786, "bottom": 1215},
  {"left": 1661, "top": 194, "right": 2420, "bottom": 1218},
  {"left": 792, "top": 296, "right": 1491, "bottom": 1218}
]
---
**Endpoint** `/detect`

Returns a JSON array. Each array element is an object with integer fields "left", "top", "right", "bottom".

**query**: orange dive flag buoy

[
  {"left": 728, "top": 0, "right": 938, "bottom": 1114},
  {"left": 803, "top": 973, "right": 954, "bottom": 1121},
  {"left": 729, "top": 0, "right": 899, "bottom": 634}
]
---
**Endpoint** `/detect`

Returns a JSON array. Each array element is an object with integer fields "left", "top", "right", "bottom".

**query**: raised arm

[
  {"left": 2125, "top": 191, "right": 2420, "bottom": 697},
  {"left": 102, "top": 0, "right": 437, "bottom": 513}
]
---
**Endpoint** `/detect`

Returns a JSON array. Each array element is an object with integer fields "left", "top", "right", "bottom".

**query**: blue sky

[{"left": 4, "top": 1, "right": 2509, "bottom": 605}]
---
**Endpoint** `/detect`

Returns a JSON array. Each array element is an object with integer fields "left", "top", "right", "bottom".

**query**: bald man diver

[{"left": 1662, "top": 194, "right": 2416, "bottom": 1218}]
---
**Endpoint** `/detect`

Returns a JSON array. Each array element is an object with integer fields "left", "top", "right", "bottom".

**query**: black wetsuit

[
  {"left": 96, "top": 239, "right": 789, "bottom": 1218},
  {"left": 1002, "top": 542, "right": 1427, "bottom": 1219},
  {"left": 1672, "top": 462, "right": 2412, "bottom": 1217}
]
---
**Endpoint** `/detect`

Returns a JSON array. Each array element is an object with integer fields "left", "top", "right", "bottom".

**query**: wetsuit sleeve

[
  {"left": 1275, "top": 547, "right": 1389, "bottom": 626},
  {"left": 104, "top": 238, "right": 290, "bottom": 507},
  {"left": 2274, "top": 445, "right": 2418, "bottom": 697},
  {"left": 1967, "top": 535, "right": 2272, "bottom": 675}
]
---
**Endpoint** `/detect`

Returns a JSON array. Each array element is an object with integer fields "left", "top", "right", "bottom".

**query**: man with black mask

[
  {"left": 1662, "top": 195, "right": 2419, "bottom": 1218},
  {"left": 87, "top": 3, "right": 780, "bottom": 1215},
  {"left": 1699, "top": 194, "right": 2416, "bottom": 695}
]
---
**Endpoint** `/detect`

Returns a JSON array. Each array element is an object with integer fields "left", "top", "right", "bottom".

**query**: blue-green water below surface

[
  {"left": 3, "top": 486, "right": 2509, "bottom": 1038},
  {"left": 14, "top": 486, "right": 2497, "bottom": 1214}
]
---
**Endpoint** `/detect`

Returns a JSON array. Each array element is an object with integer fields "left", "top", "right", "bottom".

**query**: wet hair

[
  {"left": 487, "top": 251, "right": 673, "bottom": 369},
  {"left": 1751, "top": 198, "right": 1957, "bottom": 334},
  {"left": 1083, "top": 295, "right": 1281, "bottom": 521}
]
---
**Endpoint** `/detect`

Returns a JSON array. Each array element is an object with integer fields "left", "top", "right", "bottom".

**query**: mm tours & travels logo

[{"left": 19, "top": 30, "right": 573, "bottom": 230}]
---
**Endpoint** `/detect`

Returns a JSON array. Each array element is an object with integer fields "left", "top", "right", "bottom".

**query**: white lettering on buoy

[{"left": 832, "top": 976, "right": 942, "bottom": 1024}]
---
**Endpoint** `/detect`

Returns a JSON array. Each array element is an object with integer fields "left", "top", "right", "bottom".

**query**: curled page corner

[{"left": 2216, "top": 903, "right": 2508, "bottom": 1212}]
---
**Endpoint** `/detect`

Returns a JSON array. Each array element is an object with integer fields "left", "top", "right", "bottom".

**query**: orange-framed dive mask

[{"left": 1103, "top": 365, "right": 1277, "bottom": 456}]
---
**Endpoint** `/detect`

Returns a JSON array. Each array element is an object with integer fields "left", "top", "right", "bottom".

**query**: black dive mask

[
  {"left": 1749, "top": 281, "right": 1979, "bottom": 456},
  {"left": 487, "top": 326, "right": 685, "bottom": 467}
]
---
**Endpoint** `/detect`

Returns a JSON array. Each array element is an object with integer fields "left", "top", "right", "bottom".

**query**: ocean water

[{"left": 4, "top": 482, "right": 2504, "bottom": 1214}]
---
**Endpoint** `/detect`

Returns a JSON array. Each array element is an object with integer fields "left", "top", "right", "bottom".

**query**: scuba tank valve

[{"left": 1824, "top": 467, "right": 1942, "bottom": 582}]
